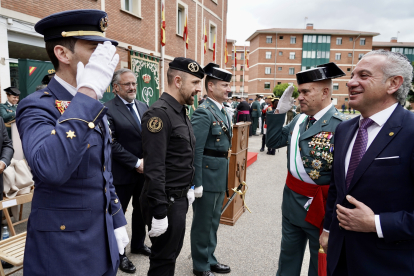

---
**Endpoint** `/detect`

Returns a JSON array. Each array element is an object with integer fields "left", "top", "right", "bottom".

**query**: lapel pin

[
  {"left": 323, "top": 120, "right": 327, "bottom": 124},
  {"left": 389, "top": 132, "right": 394, "bottom": 136}
]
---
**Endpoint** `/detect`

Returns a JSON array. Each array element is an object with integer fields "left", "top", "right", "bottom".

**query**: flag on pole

[
  {"left": 161, "top": 1, "right": 166, "bottom": 47},
  {"left": 225, "top": 37, "right": 228, "bottom": 64},
  {"left": 183, "top": 12, "right": 189, "bottom": 49},
  {"left": 234, "top": 45, "right": 237, "bottom": 68},
  {"left": 213, "top": 34, "right": 216, "bottom": 62},
  {"left": 203, "top": 19, "right": 207, "bottom": 54},
  {"left": 245, "top": 48, "right": 249, "bottom": 68}
]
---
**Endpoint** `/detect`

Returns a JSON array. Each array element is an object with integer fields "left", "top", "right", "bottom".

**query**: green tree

[{"left": 273, "top": 83, "right": 299, "bottom": 98}]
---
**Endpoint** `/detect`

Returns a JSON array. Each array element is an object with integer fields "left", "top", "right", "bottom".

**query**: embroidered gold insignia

[
  {"left": 55, "top": 100, "right": 71, "bottom": 114},
  {"left": 188, "top": 62, "right": 199, "bottom": 72},
  {"left": 147, "top": 117, "right": 163, "bottom": 133},
  {"left": 99, "top": 16, "right": 108, "bottom": 32},
  {"left": 66, "top": 130, "right": 76, "bottom": 139},
  {"left": 51, "top": 129, "right": 56, "bottom": 135}
]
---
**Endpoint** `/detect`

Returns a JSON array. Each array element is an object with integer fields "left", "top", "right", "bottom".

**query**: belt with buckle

[
  {"left": 166, "top": 186, "right": 190, "bottom": 198},
  {"left": 203, "top": 148, "right": 232, "bottom": 159}
]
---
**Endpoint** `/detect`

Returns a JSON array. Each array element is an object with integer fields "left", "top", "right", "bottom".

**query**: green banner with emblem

[
  {"left": 131, "top": 54, "right": 160, "bottom": 106},
  {"left": 18, "top": 59, "right": 55, "bottom": 100}
]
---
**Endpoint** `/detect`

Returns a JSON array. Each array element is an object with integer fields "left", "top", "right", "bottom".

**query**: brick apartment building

[
  {"left": 372, "top": 37, "right": 414, "bottom": 63},
  {"left": 225, "top": 40, "right": 249, "bottom": 98},
  {"left": 0, "top": 0, "right": 228, "bottom": 102},
  {"left": 246, "top": 23, "right": 380, "bottom": 107}
]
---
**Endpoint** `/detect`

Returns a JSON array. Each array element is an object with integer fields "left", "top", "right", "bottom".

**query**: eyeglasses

[{"left": 118, "top": 82, "right": 137, "bottom": 87}]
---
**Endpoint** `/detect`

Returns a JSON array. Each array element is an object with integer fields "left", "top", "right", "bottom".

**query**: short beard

[{"left": 179, "top": 86, "right": 194, "bottom": 105}]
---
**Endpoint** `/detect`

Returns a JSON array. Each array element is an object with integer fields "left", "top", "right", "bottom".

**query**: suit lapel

[
  {"left": 134, "top": 99, "right": 145, "bottom": 120},
  {"left": 115, "top": 96, "right": 141, "bottom": 133},
  {"left": 348, "top": 105, "right": 403, "bottom": 191}
]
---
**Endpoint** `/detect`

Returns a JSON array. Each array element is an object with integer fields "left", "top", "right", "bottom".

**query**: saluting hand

[{"left": 336, "top": 195, "right": 376, "bottom": 233}]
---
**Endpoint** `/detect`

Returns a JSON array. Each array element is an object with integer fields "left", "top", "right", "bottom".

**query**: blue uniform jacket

[{"left": 16, "top": 78, "right": 127, "bottom": 276}]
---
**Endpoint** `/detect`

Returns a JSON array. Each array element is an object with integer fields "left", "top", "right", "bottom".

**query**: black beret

[
  {"left": 169, "top": 57, "right": 204, "bottom": 79},
  {"left": 35, "top": 9, "right": 118, "bottom": 46},
  {"left": 4, "top": 87, "right": 20, "bottom": 96},
  {"left": 296, "top": 62, "right": 346, "bottom": 85},
  {"left": 204, "top": 63, "right": 232, "bottom": 82}
]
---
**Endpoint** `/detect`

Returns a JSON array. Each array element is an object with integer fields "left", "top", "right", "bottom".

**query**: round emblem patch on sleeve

[{"left": 147, "top": 117, "right": 163, "bottom": 133}]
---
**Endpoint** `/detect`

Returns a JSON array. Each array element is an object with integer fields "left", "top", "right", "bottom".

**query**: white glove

[
  {"left": 114, "top": 226, "right": 130, "bottom": 255},
  {"left": 148, "top": 217, "right": 168, "bottom": 237},
  {"left": 187, "top": 188, "right": 195, "bottom": 206},
  {"left": 276, "top": 85, "right": 295, "bottom": 114},
  {"left": 194, "top": 186, "right": 203, "bottom": 198},
  {"left": 76, "top": 41, "right": 119, "bottom": 99}
]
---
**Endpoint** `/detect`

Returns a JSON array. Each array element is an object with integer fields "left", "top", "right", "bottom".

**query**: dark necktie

[
  {"left": 126, "top": 103, "right": 141, "bottom": 131},
  {"left": 306, "top": 116, "right": 316, "bottom": 130},
  {"left": 345, "top": 118, "right": 374, "bottom": 189},
  {"left": 221, "top": 107, "right": 228, "bottom": 124}
]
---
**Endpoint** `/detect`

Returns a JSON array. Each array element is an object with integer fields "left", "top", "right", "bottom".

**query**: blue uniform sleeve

[{"left": 16, "top": 92, "right": 107, "bottom": 185}]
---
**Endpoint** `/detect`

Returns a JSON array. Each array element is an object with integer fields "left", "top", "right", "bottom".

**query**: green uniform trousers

[
  {"left": 276, "top": 215, "right": 319, "bottom": 276},
  {"left": 251, "top": 117, "right": 259, "bottom": 135},
  {"left": 191, "top": 191, "right": 225, "bottom": 272}
]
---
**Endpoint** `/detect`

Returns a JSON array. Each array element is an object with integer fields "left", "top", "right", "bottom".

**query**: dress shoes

[
  {"left": 260, "top": 147, "right": 264, "bottom": 152},
  {"left": 119, "top": 254, "right": 136, "bottom": 274},
  {"left": 1, "top": 260, "right": 13, "bottom": 269},
  {"left": 131, "top": 244, "right": 151, "bottom": 256},
  {"left": 210, "top": 263, "right": 231, "bottom": 274},
  {"left": 193, "top": 269, "right": 215, "bottom": 276}
]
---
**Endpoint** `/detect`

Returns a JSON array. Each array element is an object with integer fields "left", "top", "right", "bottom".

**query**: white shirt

[
  {"left": 117, "top": 95, "right": 142, "bottom": 168},
  {"left": 208, "top": 97, "right": 229, "bottom": 124},
  {"left": 54, "top": 75, "right": 77, "bottom": 96},
  {"left": 344, "top": 103, "right": 398, "bottom": 238},
  {"left": 311, "top": 103, "right": 333, "bottom": 121}
]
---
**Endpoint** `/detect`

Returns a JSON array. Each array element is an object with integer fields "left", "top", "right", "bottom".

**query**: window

[
  {"left": 358, "top": 53, "right": 364, "bottom": 60},
  {"left": 336, "top": 37, "right": 342, "bottom": 45},
  {"left": 349, "top": 37, "right": 353, "bottom": 42},
  {"left": 122, "top": 0, "right": 141, "bottom": 16},
  {"left": 279, "top": 36, "right": 284, "bottom": 39},
  {"left": 177, "top": 5, "right": 185, "bottom": 36},
  {"left": 290, "top": 36, "right": 296, "bottom": 44},
  {"left": 231, "top": 86, "right": 235, "bottom": 92},
  {"left": 239, "top": 75, "right": 243, "bottom": 82},
  {"left": 345, "top": 98, "right": 349, "bottom": 101},
  {"left": 277, "top": 82, "right": 281, "bottom": 85},
  {"left": 278, "top": 67, "right": 282, "bottom": 71},
  {"left": 266, "top": 36, "right": 272, "bottom": 43},
  {"left": 347, "top": 68, "right": 351, "bottom": 72},
  {"left": 265, "top": 52, "right": 272, "bottom": 59},
  {"left": 265, "top": 67, "right": 271, "bottom": 74},
  {"left": 240, "top": 86, "right": 244, "bottom": 93},
  {"left": 333, "top": 83, "right": 339, "bottom": 90},
  {"left": 240, "top": 65, "right": 244, "bottom": 71},
  {"left": 240, "top": 53, "right": 245, "bottom": 60},
  {"left": 264, "top": 82, "right": 271, "bottom": 89},
  {"left": 289, "top": 52, "right": 295, "bottom": 59},
  {"left": 279, "top": 51, "right": 283, "bottom": 56},
  {"left": 360, "top": 38, "right": 366, "bottom": 46},
  {"left": 348, "top": 53, "right": 352, "bottom": 57},
  {"left": 289, "top": 68, "right": 295, "bottom": 75},
  {"left": 335, "top": 53, "right": 341, "bottom": 60},
  {"left": 209, "top": 24, "right": 216, "bottom": 49}
]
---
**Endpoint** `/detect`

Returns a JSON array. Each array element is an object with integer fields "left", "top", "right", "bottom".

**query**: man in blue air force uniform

[
  {"left": 266, "top": 63, "right": 348, "bottom": 276},
  {"left": 191, "top": 63, "right": 233, "bottom": 276},
  {"left": 16, "top": 10, "right": 129, "bottom": 276}
]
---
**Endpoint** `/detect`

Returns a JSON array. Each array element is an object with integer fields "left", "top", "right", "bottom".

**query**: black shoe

[
  {"left": 193, "top": 269, "right": 215, "bottom": 276},
  {"left": 131, "top": 244, "right": 151, "bottom": 256},
  {"left": 1, "top": 260, "right": 13, "bottom": 269},
  {"left": 119, "top": 254, "right": 136, "bottom": 274},
  {"left": 210, "top": 263, "right": 231, "bottom": 274},
  {"left": 260, "top": 148, "right": 264, "bottom": 152}
]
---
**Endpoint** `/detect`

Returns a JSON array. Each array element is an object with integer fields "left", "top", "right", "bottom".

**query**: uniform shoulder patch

[{"left": 147, "top": 117, "right": 163, "bottom": 133}]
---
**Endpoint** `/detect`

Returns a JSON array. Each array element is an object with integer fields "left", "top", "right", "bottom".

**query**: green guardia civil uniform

[
  {"left": 266, "top": 105, "right": 348, "bottom": 276},
  {"left": 0, "top": 101, "right": 17, "bottom": 138},
  {"left": 190, "top": 98, "right": 232, "bottom": 272},
  {"left": 250, "top": 100, "right": 261, "bottom": 135}
]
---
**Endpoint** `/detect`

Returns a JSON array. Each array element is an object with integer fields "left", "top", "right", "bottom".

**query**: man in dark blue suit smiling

[
  {"left": 321, "top": 50, "right": 414, "bottom": 276},
  {"left": 16, "top": 10, "right": 128, "bottom": 276}
]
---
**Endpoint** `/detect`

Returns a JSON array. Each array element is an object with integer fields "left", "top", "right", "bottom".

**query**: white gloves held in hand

[
  {"left": 187, "top": 188, "right": 195, "bottom": 206},
  {"left": 276, "top": 85, "right": 295, "bottom": 114},
  {"left": 114, "top": 226, "right": 130, "bottom": 255},
  {"left": 148, "top": 217, "right": 168, "bottom": 237},
  {"left": 194, "top": 186, "right": 203, "bottom": 198},
  {"left": 76, "top": 41, "right": 119, "bottom": 99}
]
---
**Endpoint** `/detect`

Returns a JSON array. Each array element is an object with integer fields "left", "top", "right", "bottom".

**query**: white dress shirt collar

[
  {"left": 117, "top": 94, "right": 134, "bottom": 105},
  {"left": 359, "top": 102, "right": 398, "bottom": 127},
  {"left": 208, "top": 97, "right": 224, "bottom": 110},
  {"left": 54, "top": 75, "right": 77, "bottom": 96},
  {"left": 312, "top": 103, "right": 333, "bottom": 121}
]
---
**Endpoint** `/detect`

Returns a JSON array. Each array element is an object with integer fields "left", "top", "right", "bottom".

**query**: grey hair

[
  {"left": 362, "top": 50, "right": 413, "bottom": 105},
  {"left": 111, "top": 68, "right": 134, "bottom": 88}
]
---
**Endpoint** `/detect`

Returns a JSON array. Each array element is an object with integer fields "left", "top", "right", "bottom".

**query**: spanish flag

[
  {"left": 213, "top": 34, "right": 216, "bottom": 62},
  {"left": 203, "top": 19, "right": 207, "bottom": 54},
  {"left": 234, "top": 45, "right": 237, "bottom": 68},
  {"left": 225, "top": 37, "right": 228, "bottom": 64},
  {"left": 183, "top": 12, "right": 189, "bottom": 49},
  {"left": 161, "top": 1, "right": 166, "bottom": 47},
  {"left": 245, "top": 48, "right": 249, "bottom": 68}
]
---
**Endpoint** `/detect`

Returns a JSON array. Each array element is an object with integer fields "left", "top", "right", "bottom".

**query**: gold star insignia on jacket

[
  {"left": 66, "top": 130, "right": 76, "bottom": 139},
  {"left": 309, "top": 170, "right": 320, "bottom": 180}
]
